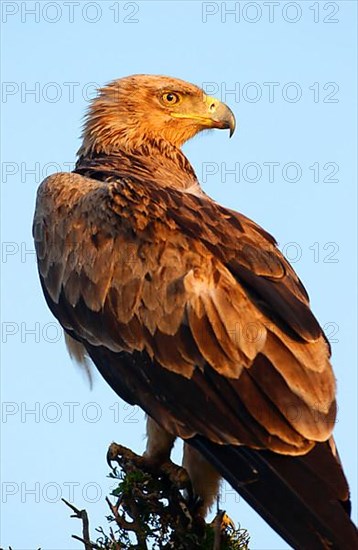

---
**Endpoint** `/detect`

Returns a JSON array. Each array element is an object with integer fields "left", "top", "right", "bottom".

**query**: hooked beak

[
  {"left": 204, "top": 95, "right": 236, "bottom": 137},
  {"left": 170, "top": 94, "right": 236, "bottom": 137}
]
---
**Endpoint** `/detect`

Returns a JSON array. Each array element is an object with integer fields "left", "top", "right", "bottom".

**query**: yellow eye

[{"left": 161, "top": 92, "right": 180, "bottom": 105}]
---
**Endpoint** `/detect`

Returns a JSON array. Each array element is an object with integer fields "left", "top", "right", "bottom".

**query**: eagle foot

[
  {"left": 108, "top": 442, "right": 190, "bottom": 490},
  {"left": 159, "top": 460, "right": 190, "bottom": 489}
]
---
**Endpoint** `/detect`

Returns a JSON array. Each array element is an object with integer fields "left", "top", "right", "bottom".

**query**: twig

[
  {"left": 106, "top": 496, "right": 148, "bottom": 549},
  {"left": 62, "top": 498, "right": 93, "bottom": 550},
  {"left": 72, "top": 535, "right": 101, "bottom": 549}
]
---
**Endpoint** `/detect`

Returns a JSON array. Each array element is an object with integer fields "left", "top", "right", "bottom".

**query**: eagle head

[{"left": 79, "top": 74, "right": 236, "bottom": 155}]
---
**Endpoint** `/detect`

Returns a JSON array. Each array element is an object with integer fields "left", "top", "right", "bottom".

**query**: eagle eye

[{"left": 161, "top": 92, "right": 180, "bottom": 106}]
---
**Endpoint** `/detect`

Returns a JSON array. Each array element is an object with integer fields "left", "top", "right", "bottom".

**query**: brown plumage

[{"left": 33, "top": 74, "right": 357, "bottom": 548}]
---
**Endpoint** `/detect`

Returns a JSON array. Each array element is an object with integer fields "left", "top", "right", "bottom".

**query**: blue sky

[{"left": 1, "top": 1, "right": 357, "bottom": 548}]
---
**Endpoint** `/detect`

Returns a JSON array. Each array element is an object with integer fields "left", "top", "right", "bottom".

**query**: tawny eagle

[{"left": 33, "top": 75, "right": 357, "bottom": 549}]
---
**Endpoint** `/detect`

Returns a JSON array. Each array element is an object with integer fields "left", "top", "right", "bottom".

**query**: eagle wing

[
  {"left": 33, "top": 171, "right": 334, "bottom": 452},
  {"left": 33, "top": 171, "right": 357, "bottom": 548}
]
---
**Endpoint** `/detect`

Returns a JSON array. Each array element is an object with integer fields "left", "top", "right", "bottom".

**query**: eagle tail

[{"left": 190, "top": 436, "right": 358, "bottom": 549}]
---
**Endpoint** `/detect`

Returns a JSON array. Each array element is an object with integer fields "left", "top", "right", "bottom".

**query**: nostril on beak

[{"left": 209, "top": 102, "right": 216, "bottom": 112}]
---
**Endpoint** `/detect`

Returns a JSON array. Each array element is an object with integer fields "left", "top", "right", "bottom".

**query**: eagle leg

[
  {"left": 144, "top": 415, "right": 176, "bottom": 463},
  {"left": 144, "top": 416, "right": 223, "bottom": 515},
  {"left": 183, "top": 443, "right": 222, "bottom": 517},
  {"left": 143, "top": 416, "right": 189, "bottom": 489}
]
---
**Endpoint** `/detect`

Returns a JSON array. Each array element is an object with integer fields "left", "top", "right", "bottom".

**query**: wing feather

[{"left": 33, "top": 172, "right": 335, "bottom": 454}]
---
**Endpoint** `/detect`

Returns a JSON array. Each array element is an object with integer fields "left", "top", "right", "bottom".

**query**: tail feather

[{"left": 190, "top": 436, "right": 358, "bottom": 549}]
